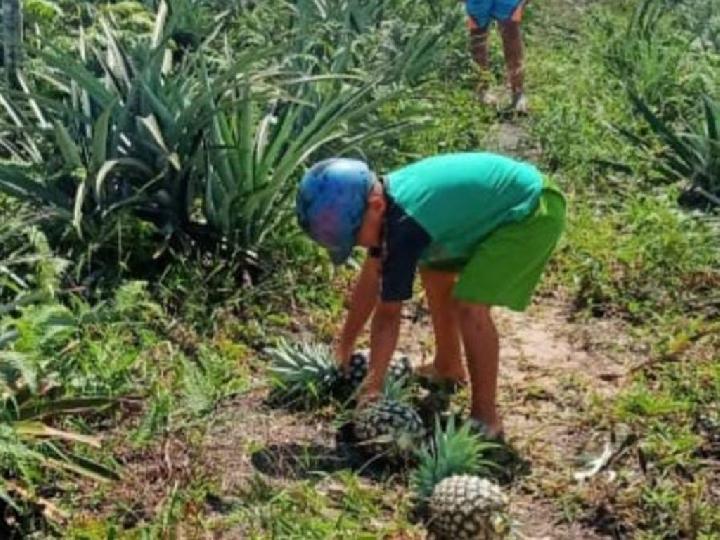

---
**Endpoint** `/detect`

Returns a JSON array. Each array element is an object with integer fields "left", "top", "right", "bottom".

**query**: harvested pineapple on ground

[
  {"left": 351, "top": 398, "right": 426, "bottom": 458},
  {"left": 411, "top": 416, "right": 512, "bottom": 539},
  {"left": 351, "top": 349, "right": 413, "bottom": 382},
  {"left": 265, "top": 339, "right": 413, "bottom": 405}
]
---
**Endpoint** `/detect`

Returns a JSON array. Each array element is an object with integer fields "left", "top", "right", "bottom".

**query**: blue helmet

[{"left": 296, "top": 158, "right": 374, "bottom": 265}]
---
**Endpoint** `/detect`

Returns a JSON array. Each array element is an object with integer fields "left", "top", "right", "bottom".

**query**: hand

[
  {"left": 334, "top": 345, "right": 351, "bottom": 371},
  {"left": 356, "top": 385, "right": 381, "bottom": 408}
]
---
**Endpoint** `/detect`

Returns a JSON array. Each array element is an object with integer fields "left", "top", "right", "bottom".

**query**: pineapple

[
  {"left": 351, "top": 350, "right": 414, "bottom": 385},
  {"left": 266, "top": 339, "right": 341, "bottom": 404},
  {"left": 350, "top": 374, "right": 425, "bottom": 457},
  {"left": 389, "top": 354, "right": 413, "bottom": 382},
  {"left": 352, "top": 398, "right": 426, "bottom": 457},
  {"left": 411, "top": 417, "right": 511, "bottom": 539},
  {"left": 345, "top": 352, "right": 369, "bottom": 387},
  {"left": 266, "top": 340, "right": 413, "bottom": 405},
  {"left": 428, "top": 476, "right": 509, "bottom": 539}
]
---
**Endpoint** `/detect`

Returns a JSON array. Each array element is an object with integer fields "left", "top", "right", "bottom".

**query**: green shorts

[{"left": 422, "top": 178, "right": 566, "bottom": 311}]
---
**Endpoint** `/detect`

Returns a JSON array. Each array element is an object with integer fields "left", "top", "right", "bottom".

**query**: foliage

[
  {"left": 558, "top": 192, "right": 719, "bottom": 321},
  {"left": 24, "top": 0, "right": 63, "bottom": 24},
  {"left": 0, "top": 276, "right": 253, "bottom": 533},
  {"left": 676, "top": 0, "right": 720, "bottom": 54},
  {"left": 229, "top": 472, "right": 419, "bottom": 537},
  {"left": 602, "top": 0, "right": 703, "bottom": 116},
  {"left": 623, "top": 92, "right": 720, "bottom": 208},
  {"left": 0, "top": 0, "right": 453, "bottom": 282},
  {"left": 411, "top": 416, "right": 499, "bottom": 500},
  {"left": 0, "top": 301, "right": 118, "bottom": 521},
  {"left": 0, "top": 7, "right": 235, "bottom": 271},
  {"left": 0, "top": 204, "right": 68, "bottom": 307},
  {"left": 201, "top": 0, "right": 460, "bottom": 259},
  {"left": 0, "top": 0, "right": 718, "bottom": 537},
  {"left": 204, "top": 76, "right": 414, "bottom": 257},
  {"left": 605, "top": 0, "right": 720, "bottom": 208},
  {"left": 286, "top": 0, "right": 460, "bottom": 83},
  {"left": 524, "top": 1, "right": 720, "bottom": 536}
]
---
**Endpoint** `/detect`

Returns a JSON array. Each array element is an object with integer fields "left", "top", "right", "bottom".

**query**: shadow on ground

[
  {"left": 250, "top": 426, "right": 531, "bottom": 488},
  {"left": 250, "top": 437, "right": 419, "bottom": 483},
  {"left": 250, "top": 442, "right": 348, "bottom": 479}
]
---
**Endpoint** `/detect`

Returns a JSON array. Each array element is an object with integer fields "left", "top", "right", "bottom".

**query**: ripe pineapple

[
  {"left": 389, "top": 354, "right": 413, "bottom": 382},
  {"left": 351, "top": 350, "right": 414, "bottom": 385},
  {"left": 428, "top": 475, "right": 509, "bottom": 539},
  {"left": 345, "top": 352, "right": 369, "bottom": 387},
  {"left": 411, "top": 417, "right": 510, "bottom": 539},
  {"left": 266, "top": 340, "right": 413, "bottom": 404},
  {"left": 352, "top": 398, "right": 426, "bottom": 457}
]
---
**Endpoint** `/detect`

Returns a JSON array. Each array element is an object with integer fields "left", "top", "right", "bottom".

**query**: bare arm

[
  {"left": 362, "top": 301, "right": 403, "bottom": 399},
  {"left": 335, "top": 256, "right": 381, "bottom": 365}
]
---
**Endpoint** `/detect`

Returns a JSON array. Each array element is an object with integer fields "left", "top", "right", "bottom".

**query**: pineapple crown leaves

[
  {"left": 380, "top": 372, "right": 413, "bottom": 402},
  {"left": 264, "top": 338, "right": 338, "bottom": 394},
  {"left": 411, "top": 415, "right": 502, "bottom": 500}
]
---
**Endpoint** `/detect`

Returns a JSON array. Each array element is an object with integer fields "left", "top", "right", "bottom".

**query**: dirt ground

[{"left": 189, "top": 291, "right": 638, "bottom": 539}]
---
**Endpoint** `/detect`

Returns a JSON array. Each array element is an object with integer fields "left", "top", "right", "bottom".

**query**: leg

[
  {"left": 470, "top": 25, "right": 504, "bottom": 105},
  {"left": 469, "top": 25, "right": 490, "bottom": 72},
  {"left": 465, "top": 1, "right": 495, "bottom": 98},
  {"left": 457, "top": 302, "right": 503, "bottom": 436},
  {"left": 498, "top": 4, "right": 528, "bottom": 112},
  {"left": 465, "top": 1, "right": 492, "bottom": 69},
  {"left": 419, "top": 268, "right": 466, "bottom": 382},
  {"left": 498, "top": 18, "right": 524, "bottom": 97}
]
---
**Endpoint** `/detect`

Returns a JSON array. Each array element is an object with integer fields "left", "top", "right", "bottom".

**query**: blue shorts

[{"left": 465, "top": 0, "right": 524, "bottom": 29}]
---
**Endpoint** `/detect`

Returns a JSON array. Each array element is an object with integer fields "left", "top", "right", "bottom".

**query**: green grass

[
  {"left": 218, "top": 472, "right": 419, "bottom": 539},
  {"left": 514, "top": 1, "right": 720, "bottom": 536},
  {"left": 2, "top": 0, "right": 720, "bottom": 538}
]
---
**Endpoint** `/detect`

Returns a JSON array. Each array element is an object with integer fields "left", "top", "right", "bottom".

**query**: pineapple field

[{"left": 0, "top": 0, "right": 718, "bottom": 538}]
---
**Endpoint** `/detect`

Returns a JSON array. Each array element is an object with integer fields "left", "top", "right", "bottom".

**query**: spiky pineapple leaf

[
  {"left": 265, "top": 339, "right": 339, "bottom": 403},
  {"left": 411, "top": 416, "right": 501, "bottom": 500},
  {"left": 381, "top": 373, "right": 412, "bottom": 402},
  {"left": 14, "top": 421, "right": 101, "bottom": 448},
  {"left": 17, "top": 397, "right": 116, "bottom": 422}
]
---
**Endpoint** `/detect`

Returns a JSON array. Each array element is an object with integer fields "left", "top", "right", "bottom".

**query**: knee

[
  {"left": 499, "top": 19, "right": 521, "bottom": 38},
  {"left": 457, "top": 302, "right": 491, "bottom": 322},
  {"left": 469, "top": 27, "right": 489, "bottom": 41},
  {"left": 421, "top": 268, "right": 457, "bottom": 289}
]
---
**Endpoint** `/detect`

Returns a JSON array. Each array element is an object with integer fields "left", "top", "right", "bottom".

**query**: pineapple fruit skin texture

[
  {"left": 343, "top": 352, "right": 370, "bottom": 387},
  {"left": 341, "top": 353, "right": 413, "bottom": 397},
  {"left": 427, "top": 475, "right": 510, "bottom": 540},
  {"left": 350, "top": 351, "right": 413, "bottom": 384},
  {"left": 353, "top": 399, "right": 426, "bottom": 456}
]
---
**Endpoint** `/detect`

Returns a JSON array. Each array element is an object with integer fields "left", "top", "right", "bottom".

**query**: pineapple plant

[
  {"left": 266, "top": 339, "right": 342, "bottom": 405},
  {"left": 411, "top": 417, "right": 511, "bottom": 539},
  {"left": 265, "top": 339, "right": 413, "bottom": 405}
]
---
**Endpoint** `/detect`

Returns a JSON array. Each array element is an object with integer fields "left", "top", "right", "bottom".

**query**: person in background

[{"left": 463, "top": 0, "right": 529, "bottom": 113}]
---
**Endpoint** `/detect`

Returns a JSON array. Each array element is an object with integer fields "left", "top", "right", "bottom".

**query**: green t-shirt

[{"left": 386, "top": 152, "right": 543, "bottom": 265}]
